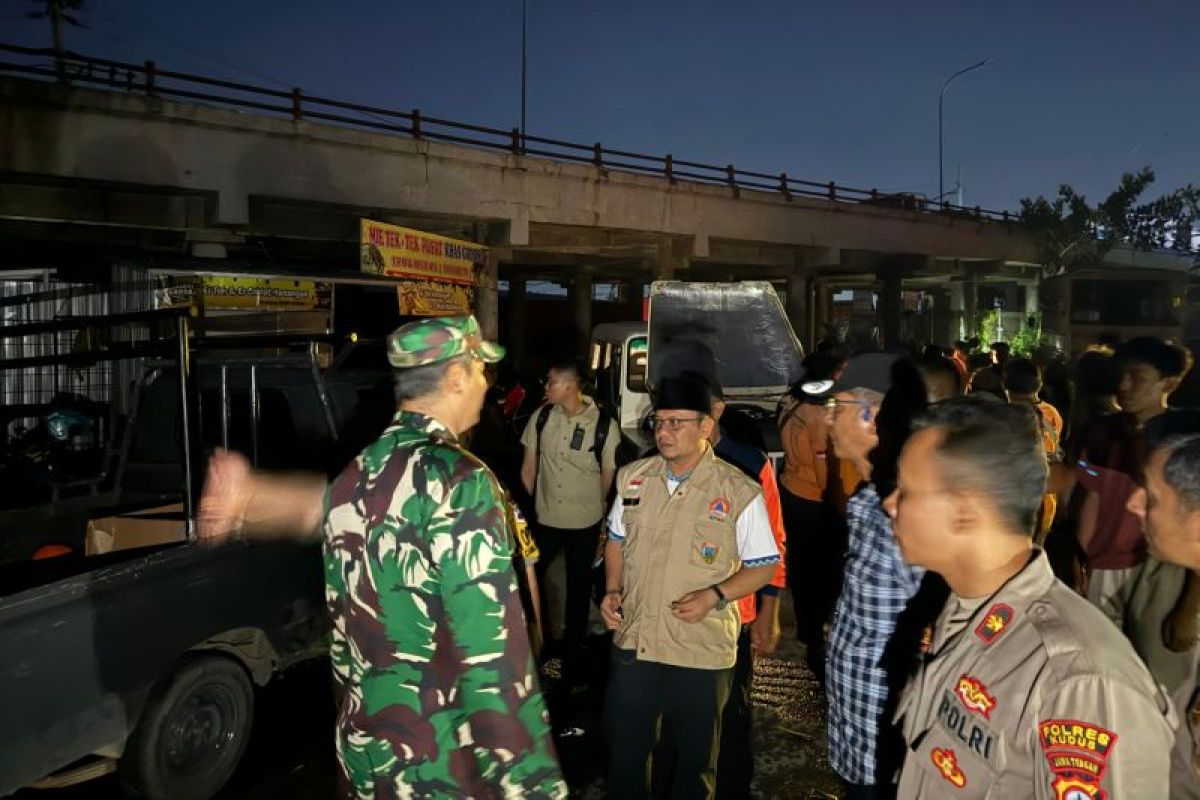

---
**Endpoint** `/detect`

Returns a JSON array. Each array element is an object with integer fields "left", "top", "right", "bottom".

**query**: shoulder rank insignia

[{"left": 974, "top": 603, "right": 1015, "bottom": 646}]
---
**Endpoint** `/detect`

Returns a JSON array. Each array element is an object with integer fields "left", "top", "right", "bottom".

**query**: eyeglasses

[
  {"left": 648, "top": 416, "right": 704, "bottom": 431},
  {"left": 824, "top": 397, "right": 870, "bottom": 416}
]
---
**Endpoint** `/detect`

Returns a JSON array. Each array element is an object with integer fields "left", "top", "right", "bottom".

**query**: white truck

[{"left": 589, "top": 281, "right": 805, "bottom": 462}]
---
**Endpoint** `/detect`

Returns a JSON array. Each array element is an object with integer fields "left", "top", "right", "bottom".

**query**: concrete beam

[{"left": 0, "top": 76, "right": 1041, "bottom": 266}]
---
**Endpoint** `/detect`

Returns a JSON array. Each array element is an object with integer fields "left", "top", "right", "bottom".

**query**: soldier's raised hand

[{"left": 197, "top": 448, "right": 253, "bottom": 540}]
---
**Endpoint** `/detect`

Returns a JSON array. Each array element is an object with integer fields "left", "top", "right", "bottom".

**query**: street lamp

[
  {"left": 939, "top": 58, "right": 992, "bottom": 207},
  {"left": 520, "top": 0, "right": 528, "bottom": 145}
]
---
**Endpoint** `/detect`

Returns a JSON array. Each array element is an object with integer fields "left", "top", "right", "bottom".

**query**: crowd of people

[{"left": 196, "top": 314, "right": 1200, "bottom": 799}]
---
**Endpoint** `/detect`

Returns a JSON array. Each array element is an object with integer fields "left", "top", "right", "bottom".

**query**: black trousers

[
  {"left": 654, "top": 629, "right": 754, "bottom": 799},
  {"left": 606, "top": 648, "right": 733, "bottom": 800},
  {"left": 843, "top": 782, "right": 897, "bottom": 800},
  {"left": 714, "top": 628, "right": 755, "bottom": 799},
  {"left": 533, "top": 522, "right": 600, "bottom": 681},
  {"left": 780, "top": 487, "right": 844, "bottom": 659}
]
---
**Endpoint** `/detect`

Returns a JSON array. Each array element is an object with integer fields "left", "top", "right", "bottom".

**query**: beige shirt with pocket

[{"left": 521, "top": 398, "right": 618, "bottom": 529}]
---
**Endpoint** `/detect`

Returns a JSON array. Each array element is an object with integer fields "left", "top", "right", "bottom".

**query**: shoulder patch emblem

[
  {"left": 699, "top": 541, "right": 719, "bottom": 564},
  {"left": 1051, "top": 774, "right": 1103, "bottom": 799},
  {"left": 931, "top": 747, "right": 966, "bottom": 788},
  {"left": 974, "top": 603, "right": 1015, "bottom": 645},
  {"left": 954, "top": 675, "right": 996, "bottom": 719},
  {"left": 708, "top": 497, "right": 730, "bottom": 520},
  {"left": 1039, "top": 719, "right": 1117, "bottom": 759},
  {"left": 1039, "top": 719, "right": 1116, "bottom": 799}
]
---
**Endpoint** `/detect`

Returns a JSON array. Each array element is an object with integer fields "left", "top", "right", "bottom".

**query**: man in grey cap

[
  {"left": 198, "top": 315, "right": 566, "bottom": 799},
  {"left": 600, "top": 375, "right": 780, "bottom": 800}
]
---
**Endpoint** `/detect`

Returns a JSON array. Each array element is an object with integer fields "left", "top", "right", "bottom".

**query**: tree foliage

[{"left": 1019, "top": 168, "right": 1199, "bottom": 275}]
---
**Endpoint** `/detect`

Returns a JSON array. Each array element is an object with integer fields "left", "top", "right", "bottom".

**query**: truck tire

[{"left": 118, "top": 655, "right": 254, "bottom": 800}]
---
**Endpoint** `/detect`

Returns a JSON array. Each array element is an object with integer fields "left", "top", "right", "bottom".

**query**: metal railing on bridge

[{"left": 0, "top": 43, "right": 1015, "bottom": 223}]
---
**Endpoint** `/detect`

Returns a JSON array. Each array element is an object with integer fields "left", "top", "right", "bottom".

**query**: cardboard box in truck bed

[{"left": 85, "top": 504, "right": 187, "bottom": 555}]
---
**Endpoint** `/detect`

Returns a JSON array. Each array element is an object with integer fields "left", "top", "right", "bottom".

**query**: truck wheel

[{"left": 118, "top": 655, "right": 254, "bottom": 800}]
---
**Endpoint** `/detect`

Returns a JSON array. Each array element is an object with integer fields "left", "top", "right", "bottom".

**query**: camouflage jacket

[{"left": 323, "top": 410, "right": 566, "bottom": 799}]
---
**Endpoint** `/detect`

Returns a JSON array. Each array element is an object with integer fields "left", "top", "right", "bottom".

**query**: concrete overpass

[{"left": 0, "top": 51, "right": 1048, "bottom": 354}]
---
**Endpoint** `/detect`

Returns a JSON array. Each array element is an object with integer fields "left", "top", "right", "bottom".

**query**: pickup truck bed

[{"left": 0, "top": 536, "right": 325, "bottom": 797}]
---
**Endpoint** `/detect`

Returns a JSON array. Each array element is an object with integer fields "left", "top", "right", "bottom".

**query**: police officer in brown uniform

[
  {"left": 885, "top": 396, "right": 1174, "bottom": 798},
  {"left": 600, "top": 376, "right": 780, "bottom": 800},
  {"left": 1127, "top": 425, "right": 1200, "bottom": 798}
]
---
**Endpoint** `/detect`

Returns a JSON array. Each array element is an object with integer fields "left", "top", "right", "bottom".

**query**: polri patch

[
  {"left": 954, "top": 675, "right": 996, "bottom": 719},
  {"left": 708, "top": 497, "right": 730, "bottom": 520},
  {"left": 974, "top": 603, "right": 1015, "bottom": 645}
]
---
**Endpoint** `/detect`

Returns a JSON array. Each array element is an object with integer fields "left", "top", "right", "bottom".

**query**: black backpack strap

[
  {"left": 593, "top": 408, "right": 612, "bottom": 466},
  {"left": 534, "top": 404, "right": 552, "bottom": 455}
]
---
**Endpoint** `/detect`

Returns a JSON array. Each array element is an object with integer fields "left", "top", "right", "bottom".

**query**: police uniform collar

[
  {"left": 934, "top": 547, "right": 1054, "bottom": 653},
  {"left": 394, "top": 409, "right": 459, "bottom": 444}
]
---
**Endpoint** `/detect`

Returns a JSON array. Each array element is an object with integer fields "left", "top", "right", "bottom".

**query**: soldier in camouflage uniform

[{"left": 199, "top": 315, "right": 565, "bottom": 799}]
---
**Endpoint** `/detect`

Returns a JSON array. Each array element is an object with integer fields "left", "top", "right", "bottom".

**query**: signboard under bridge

[{"left": 360, "top": 220, "right": 485, "bottom": 316}]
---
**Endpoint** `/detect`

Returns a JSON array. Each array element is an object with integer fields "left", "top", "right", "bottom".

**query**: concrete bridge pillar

[
  {"left": 928, "top": 288, "right": 953, "bottom": 349},
  {"left": 476, "top": 254, "right": 500, "bottom": 341},
  {"left": 879, "top": 267, "right": 904, "bottom": 350},
  {"left": 568, "top": 272, "right": 593, "bottom": 354},
  {"left": 785, "top": 275, "right": 810, "bottom": 350},
  {"left": 962, "top": 278, "right": 979, "bottom": 341},
  {"left": 625, "top": 279, "right": 646, "bottom": 321},
  {"left": 507, "top": 277, "right": 527, "bottom": 372}
]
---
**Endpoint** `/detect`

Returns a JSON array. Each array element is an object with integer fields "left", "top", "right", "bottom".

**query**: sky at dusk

[{"left": 4, "top": 0, "right": 1197, "bottom": 213}]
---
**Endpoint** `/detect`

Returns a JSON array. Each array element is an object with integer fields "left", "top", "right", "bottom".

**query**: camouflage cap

[{"left": 386, "top": 315, "right": 506, "bottom": 368}]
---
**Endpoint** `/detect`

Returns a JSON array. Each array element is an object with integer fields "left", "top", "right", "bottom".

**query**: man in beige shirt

[
  {"left": 886, "top": 396, "right": 1174, "bottom": 798},
  {"left": 520, "top": 357, "right": 619, "bottom": 687},
  {"left": 600, "top": 376, "right": 778, "bottom": 800}
]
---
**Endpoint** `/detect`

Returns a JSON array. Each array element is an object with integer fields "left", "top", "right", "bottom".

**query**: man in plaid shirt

[{"left": 824, "top": 354, "right": 926, "bottom": 799}]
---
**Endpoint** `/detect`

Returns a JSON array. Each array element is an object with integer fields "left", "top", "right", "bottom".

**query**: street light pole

[
  {"left": 520, "top": 0, "right": 527, "bottom": 146},
  {"left": 939, "top": 58, "right": 992, "bottom": 207}
]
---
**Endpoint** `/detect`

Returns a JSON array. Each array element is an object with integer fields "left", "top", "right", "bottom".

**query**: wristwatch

[{"left": 709, "top": 584, "right": 729, "bottom": 611}]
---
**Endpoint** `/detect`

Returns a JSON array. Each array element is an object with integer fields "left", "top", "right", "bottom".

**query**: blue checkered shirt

[{"left": 825, "top": 483, "right": 924, "bottom": 785}]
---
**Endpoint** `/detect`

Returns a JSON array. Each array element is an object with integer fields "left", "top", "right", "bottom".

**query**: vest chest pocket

[{"left": 689, "top": 521, "right": 733, "bottom": 571}]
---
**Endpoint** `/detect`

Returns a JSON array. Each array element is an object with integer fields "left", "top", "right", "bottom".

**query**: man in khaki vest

[
  {"left": 887, "top": 396, "right": 1174, "bottom": 798},
  {"left": 600, "top": 376, "right": 779, "bottom": 800}
]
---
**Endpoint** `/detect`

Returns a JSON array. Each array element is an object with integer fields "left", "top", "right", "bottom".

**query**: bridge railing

[{"left": 0, "top": 43, "right": 1015, "bottom": 223}]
